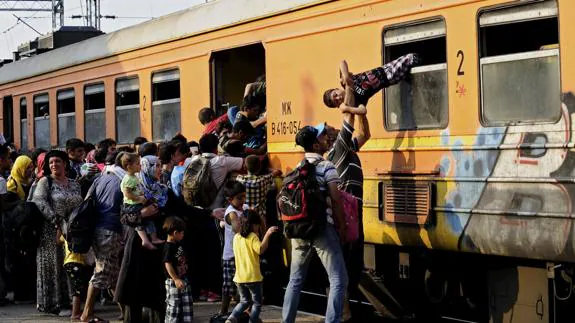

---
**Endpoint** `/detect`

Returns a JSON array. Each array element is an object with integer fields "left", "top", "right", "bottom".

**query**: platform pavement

[{"left": 0, "top": 302, "right": 323, "bottom": 323}]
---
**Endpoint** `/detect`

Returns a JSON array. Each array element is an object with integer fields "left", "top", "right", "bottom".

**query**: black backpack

[
  {"left": 1, "top": 199, "right": 44, "bottom": 273},
  {"left": 65, "top": 185, "right": 98, "bottom": 253},
  {"left": 277, "top": 159, "right": 327, "bottom": 240}
]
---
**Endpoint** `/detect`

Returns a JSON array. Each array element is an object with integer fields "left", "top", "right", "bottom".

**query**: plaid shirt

[
  {"left": 236, "top": 173, "right": 274, "bottom": 217},
  {"left": 352, "top": 53, "right": 419, "bottom": 106}
]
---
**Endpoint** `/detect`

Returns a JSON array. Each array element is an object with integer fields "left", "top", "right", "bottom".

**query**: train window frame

[
  {"left": 478, "top": 0, "right": 561, "bottom": 127},
  {"left": 57, "top": 88, "right": 76, "bottom": 147},
  {"left": 20, "top": 97, "right": 28, "bottom": 151},
  {"left": 115, "top": 76, "right": 141, "bottom": 144},
  {"left": 33, "top": 93, "right": 50, "bottom": 149},
  {"left": 382, "top": 17, "right": 449, "bottom": 131},
  {"left": 151, "top": 68, "right": 181, "bottom": 142},
  {"left": 84, "top": 82, "right": 106, "bottom": 144}
]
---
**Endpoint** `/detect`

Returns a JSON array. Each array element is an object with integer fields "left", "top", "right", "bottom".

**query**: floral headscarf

[
  {"left": 139, "top": 155, "right": 168, "bottom": 208},
  {"left": 7, "top": 156, "right": 33, "bottom": 200}
]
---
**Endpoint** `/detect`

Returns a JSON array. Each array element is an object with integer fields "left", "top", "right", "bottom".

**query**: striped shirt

[
  {"left": 327, "top": 121, "right": 363, "bottom": 200},
  {"left": 304, "top": 153, "right": 340, "bottom": 224}
]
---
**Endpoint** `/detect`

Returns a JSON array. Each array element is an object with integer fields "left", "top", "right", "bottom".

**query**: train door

[
  {"left": 210, "top": 43, "right": 266, "bottom": 117},
  {"left": 2, "top": 96, "right": 13, "bottom": 143}
]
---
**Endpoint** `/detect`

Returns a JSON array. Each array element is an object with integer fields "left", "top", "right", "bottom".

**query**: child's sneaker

[{"left": 207, "top": 291, "right": 221, "bottom": 302}]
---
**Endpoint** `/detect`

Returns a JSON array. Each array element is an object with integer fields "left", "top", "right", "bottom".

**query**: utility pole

[
  {"left": 52, "top": 0, "right": 64, "bottom": 30},
  {"left": 84, "top": 0, "right": 101, "bottom": 30},
  {"left": 0, "top": 0, "right": 64, "bottom": 30}
]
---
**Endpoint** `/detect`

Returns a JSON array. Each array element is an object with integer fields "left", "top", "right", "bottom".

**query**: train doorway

[
  {"left": 2, "top": 96, "right": 13, "bottom": 143},
  {"left": 210, "top": 43, "right": 265, "bottom": 116}
]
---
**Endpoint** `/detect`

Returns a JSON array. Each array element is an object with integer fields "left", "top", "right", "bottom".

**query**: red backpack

[{"left": 277, "top": 160, "right": 327, "bottom": 240}]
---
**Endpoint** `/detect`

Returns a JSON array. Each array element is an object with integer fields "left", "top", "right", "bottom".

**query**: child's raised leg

[
  {"left": 145, "top": 222, "right": 165, "bottom": 245},
  {"left": 136, "top": 227, "right": 156, "bottom": 250}
]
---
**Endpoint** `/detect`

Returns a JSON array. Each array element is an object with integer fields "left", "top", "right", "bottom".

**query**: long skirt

[{"left": 36, "top": 223, "right": 69, "bottom": 313}]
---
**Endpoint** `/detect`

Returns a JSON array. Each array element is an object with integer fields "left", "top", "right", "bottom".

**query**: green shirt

[{"left": 121, "top": 174, "right": 142, "bottom": 205}]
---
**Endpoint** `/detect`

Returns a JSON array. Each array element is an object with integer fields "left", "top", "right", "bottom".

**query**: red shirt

[{"left": 203, "top": 114, "right": 229, "bottom": 136}]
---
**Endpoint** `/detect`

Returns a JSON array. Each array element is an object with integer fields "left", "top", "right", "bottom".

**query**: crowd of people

[{"left": 0, "top": 53, "right": 417, "bottom": 323}]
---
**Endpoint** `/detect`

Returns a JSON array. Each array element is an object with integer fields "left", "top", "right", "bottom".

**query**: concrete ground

[{"left": 0, "top": 302, "right": 323, "bottom": 323}]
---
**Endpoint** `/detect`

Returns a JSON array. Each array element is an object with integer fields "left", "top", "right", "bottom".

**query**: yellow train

[{"left": 1, "top": 0, "right": 574, "bottom": 321}]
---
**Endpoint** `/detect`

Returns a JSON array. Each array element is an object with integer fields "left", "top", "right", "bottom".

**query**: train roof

[{"left": 0, "top": 0, "right": 328, "bottom": 86}]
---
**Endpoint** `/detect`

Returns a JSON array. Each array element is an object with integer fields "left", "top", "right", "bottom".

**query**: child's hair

[
  {"left": 163, "top": 216, "right": 187, "bottom": 235},
  {"left": 245, "top": 155, "right": 261, "bottom": 174},
  {"left": 120, "top": 152, "right": 140, "bottom": 170},
  {"left": 224, "top": 140, "right": 245, "bottom": 158},
  {"left": 225, "top": 180, "right": 246, "bottom": 200},
  {"left": 240, "top": 209, "right": 262, "bottom": 238}
]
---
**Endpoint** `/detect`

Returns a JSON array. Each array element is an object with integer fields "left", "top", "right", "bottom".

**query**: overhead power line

[
  {"left": 11, "top": 13, "right": 41, "bottom": 35},
  {"left": 0, "top": 0, "right": 64, "bottom": 29}
]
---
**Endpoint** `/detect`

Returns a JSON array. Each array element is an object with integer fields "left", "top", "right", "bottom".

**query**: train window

[
  {"left": 2, "top": 96, "right": 14, "bottom": 144},
  {"left": 57, "top": 89, "right": 76, "bottom": 147},
  {"left": 383, "top": 19, "right": 448, "bottom": 131},
  {"left": 152, "top": 69, "right": 181, "bottom": 141},
  {"left": 84, "top": 83, "right": 106, "bottom": 144},
  {"left": 479, "top": 1, "right": 560, "bottom": 126},
  {"left": 20, "top": 98, "right": 28, "bottom": 151},
  {"left": 33, "top": 93, "right": 50, "bottom": 149},
  {"left": 116, "top": 77, "right": 140, "bottom": 144}
]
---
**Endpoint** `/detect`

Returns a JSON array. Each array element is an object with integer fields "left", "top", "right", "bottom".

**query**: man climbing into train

[
  {"left": 322, "top": 53, "right": 420, "bottom": 110},
  {"left": 324, "top": 63, "right": 372, "bottom": 321}
]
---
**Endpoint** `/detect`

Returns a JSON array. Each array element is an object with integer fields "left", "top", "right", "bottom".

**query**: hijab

[
  {"left": 36, "top": 152, "right": 46, "bottom": 179},
  {"left": 7, "top": 156, "right": 33, "bottom": 200},
  {"left": 139, "top": 155, "right": 168, "bottom": 208}
]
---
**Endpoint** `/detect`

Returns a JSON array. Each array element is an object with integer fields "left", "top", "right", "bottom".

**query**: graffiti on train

[{"left": 435, "top": 92, "right": 575, "bottom": 262}]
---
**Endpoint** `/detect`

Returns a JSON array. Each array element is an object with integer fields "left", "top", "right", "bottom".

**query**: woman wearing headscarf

[
  {"left": 27, "top": 152, "right": 46, "bottom": 200},
  {"left": 139, "top": 155, "right": 168, "bottom": 208},
  {"left": 31, "top": 150, "right": 83, "bottom": 316},
  {"left": 114, "top": 152, "right": 166, "bottom": 322},
  {"left": 6, "top": 155, "right": 34, "bottom": 200}
]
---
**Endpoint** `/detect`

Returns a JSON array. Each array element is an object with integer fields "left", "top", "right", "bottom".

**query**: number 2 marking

[{"left": 457, "top": 50, "right": 465, "bottom": 76}]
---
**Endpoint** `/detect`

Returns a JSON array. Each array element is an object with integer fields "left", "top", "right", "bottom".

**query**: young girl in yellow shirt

[{"left": 225, "top": 210, "right": 278, "bottom": 323}]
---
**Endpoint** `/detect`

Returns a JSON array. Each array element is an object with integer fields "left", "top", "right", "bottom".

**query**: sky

[{"left": 0, "top": 0, "right": 206, "bottom": 58}]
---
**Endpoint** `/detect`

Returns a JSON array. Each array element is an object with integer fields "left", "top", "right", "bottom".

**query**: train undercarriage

[{"left": 358, "top": 245, "right": 575, "bottom": 323}]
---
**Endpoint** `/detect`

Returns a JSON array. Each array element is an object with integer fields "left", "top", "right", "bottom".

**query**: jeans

[
  {"left": 282, "top": 225, "right": 348, "bottom": 323},
  {"left": 229, "top": 282, "right": 262, "bottom": 322}
]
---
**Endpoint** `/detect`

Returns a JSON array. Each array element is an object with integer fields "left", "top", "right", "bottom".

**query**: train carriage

[{"left": 1, "top": 0, "right": 574, "bottom": 321}]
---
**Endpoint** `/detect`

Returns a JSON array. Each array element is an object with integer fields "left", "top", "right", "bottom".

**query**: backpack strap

[{"left": 46, "top": 176, "right": 54, "bottom": 208}]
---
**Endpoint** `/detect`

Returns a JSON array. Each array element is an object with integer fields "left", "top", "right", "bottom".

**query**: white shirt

[
  {"left": 223, "top": 204, "right": 249, "bottom": 260},
  {"left": 202, "top": 153, "right": 244, "bottom": 209}
]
